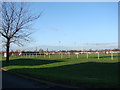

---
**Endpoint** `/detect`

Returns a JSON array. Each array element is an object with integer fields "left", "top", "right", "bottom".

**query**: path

[{"left": 2, "top": 71, "right": 50, "bottom": 88}]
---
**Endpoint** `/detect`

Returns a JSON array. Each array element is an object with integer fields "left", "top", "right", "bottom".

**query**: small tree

[{"left": 0, "top": 2, "right": 42, "bottom": 63}]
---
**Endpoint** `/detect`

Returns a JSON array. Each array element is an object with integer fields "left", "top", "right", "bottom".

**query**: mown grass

[{"left": 2, "top": 53, "right": 120, "bottom": 88}]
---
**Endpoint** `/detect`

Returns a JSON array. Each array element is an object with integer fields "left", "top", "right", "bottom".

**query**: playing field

[{"left": 2, "top": 53, "right": 120, "bottom": 88}]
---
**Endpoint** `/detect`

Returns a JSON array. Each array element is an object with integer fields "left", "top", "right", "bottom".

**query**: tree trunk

[{"left": 6, "top": 39, "right": 10, "bottom": 63}]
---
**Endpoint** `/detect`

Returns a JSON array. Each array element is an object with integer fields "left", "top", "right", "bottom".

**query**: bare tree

[{"left": 0, "top": 2, "right": 42, "bottom": 63}]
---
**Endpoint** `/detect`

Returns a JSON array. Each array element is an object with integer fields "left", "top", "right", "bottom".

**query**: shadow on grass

[
  {"left": 8, "top": 62, "right": 120, "bottom": 88},
  {"left": 2, "top": 58, "right": 62, "bottom": 67}
]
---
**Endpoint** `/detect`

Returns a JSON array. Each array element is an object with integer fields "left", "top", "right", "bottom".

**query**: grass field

[{"left": 1, "top": 53, "right": 120, "bottom": 88}]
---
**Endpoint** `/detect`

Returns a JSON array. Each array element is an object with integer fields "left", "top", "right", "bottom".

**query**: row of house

[
  {"left": 1, "top": 49, "right": 120, "bottom": 57},
  {"left": 0, "top": 52, "right": 22, "bottom": 57}
]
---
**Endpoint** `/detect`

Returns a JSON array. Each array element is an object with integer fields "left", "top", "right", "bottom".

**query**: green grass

[{"left": 2, "top": 53, "right": 120, "bottom": 88}]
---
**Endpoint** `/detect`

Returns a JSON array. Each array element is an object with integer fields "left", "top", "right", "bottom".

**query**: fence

[{"left": 7, "top": 52, "right": 119, "bottom": 60}]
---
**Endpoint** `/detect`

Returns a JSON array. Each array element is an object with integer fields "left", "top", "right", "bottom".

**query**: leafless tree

[{"left": 0, "top": 2, "right": 42, "bottom": 63}]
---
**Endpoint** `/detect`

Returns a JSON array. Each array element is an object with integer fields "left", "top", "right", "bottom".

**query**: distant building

[
  {"left": 0, "top": 49, "right": 120, "bottom": 57},
  {"left": 1, "top": 52, "right": 21, "bottom": 57}
]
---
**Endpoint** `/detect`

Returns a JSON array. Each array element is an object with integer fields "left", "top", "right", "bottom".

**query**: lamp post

[
  {"left": 44, "top": 51, "right": 45, "bottom": 58},
  {"left": 60, "top": 50, "right": 62, "bottom": 59},
  {"left": 77, "top": 53, "right": 78, "bottom": 59},
  {"left": 69, "top": 51, "right": 70, "bottom": 58},
  {"left": 59, "top": 41, "right": 63, "bottom": 59},
  {"left": 96, "top": 51, "right": 99, "bottom": 60},
  {"left": 110, "top": 51, "right": 113, "bottom": 60},
  {"left": 49, "top": 53, "right": 50, "bottom": 59},
  {"left": 87, "top": 52, "right": 88, "bottom": 59}
]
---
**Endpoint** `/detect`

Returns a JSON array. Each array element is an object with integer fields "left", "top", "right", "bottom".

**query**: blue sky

[{"left": 11, "top": 2, "right": 118, "bottom": 51}]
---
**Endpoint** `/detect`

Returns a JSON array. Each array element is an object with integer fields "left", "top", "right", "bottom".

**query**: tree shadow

[
  {"left": 2, "top": 58, "right": 62, "bottom": 67},
  {"left": 8, "top": 62, "right": 120, "bottom": 88}
]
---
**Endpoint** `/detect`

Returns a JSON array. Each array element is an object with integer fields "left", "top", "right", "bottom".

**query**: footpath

[{"left": 1, "top": 68, "right": 79, "bottom": 89}]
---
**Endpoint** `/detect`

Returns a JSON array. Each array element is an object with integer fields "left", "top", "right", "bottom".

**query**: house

[{"left": 1, "top": 52, "right": 21, "bottom": 57}]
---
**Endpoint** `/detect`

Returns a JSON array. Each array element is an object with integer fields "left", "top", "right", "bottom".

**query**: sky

[{"left": 10, "top": 2, "right": 118, "bottom": 51}]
